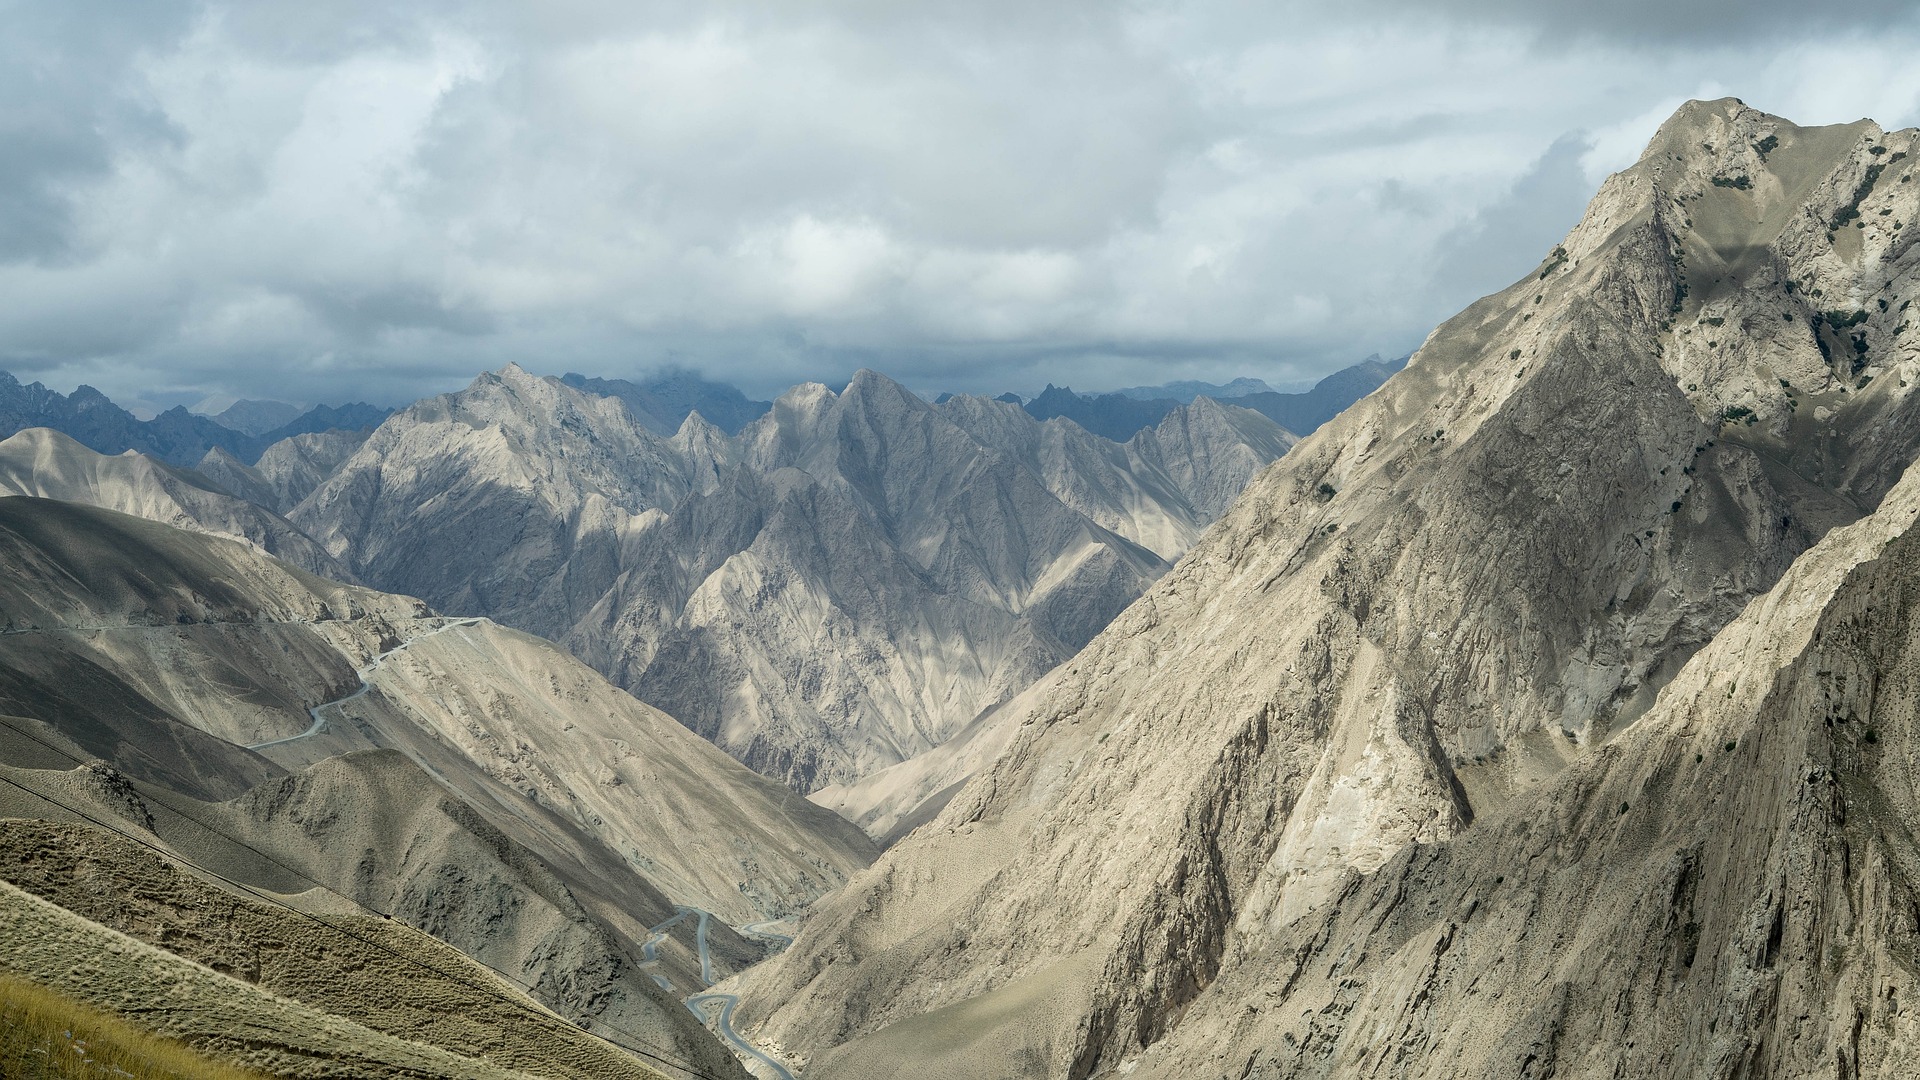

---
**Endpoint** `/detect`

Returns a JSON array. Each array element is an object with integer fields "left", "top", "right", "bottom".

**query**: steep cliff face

[
  {"left": 293, "top": 366, "right": 1289, "bottom": 791},
  {"left": 293, "top": 364, "right": 694, "bottom": 635},
  {"left": 1123, "top": 457, "right": 1920, "bottom": 1078},
  {"left": 730, "top": 100, "right": 1920, "bottom": 1078}
]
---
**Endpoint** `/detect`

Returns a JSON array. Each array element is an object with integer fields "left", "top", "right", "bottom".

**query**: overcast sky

[{"left": 5, "top": 1, "right": 1920, "bottom": 412}]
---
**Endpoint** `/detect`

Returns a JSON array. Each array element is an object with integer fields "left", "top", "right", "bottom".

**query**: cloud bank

[{"left": 4, "top": 0, "right": 1919, "bottom": 407}]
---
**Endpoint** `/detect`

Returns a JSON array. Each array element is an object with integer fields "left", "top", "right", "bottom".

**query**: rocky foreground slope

[
  {"left": 291, "top": 367, "right": 1294, "bottom": 791},
  {"left": 728, "top": 99, "right": 1920, "bottom": 1077},
  {"left": 0, "top": 821, "right": 680, "bottom": 1080},
  {"left": 0, "top": 496, "right": 877, "bottom": 1078}
]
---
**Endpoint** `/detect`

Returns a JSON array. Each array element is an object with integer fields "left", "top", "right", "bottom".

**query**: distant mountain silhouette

[
  {"left": 561, "top": 369, "right": 772, "bottom": 435},
  {"left": 0, "top": 371, "right": 389, "bottom": 465},
  {"left": 1016, "top": 355, "right": 1405, "bottom": 441}
]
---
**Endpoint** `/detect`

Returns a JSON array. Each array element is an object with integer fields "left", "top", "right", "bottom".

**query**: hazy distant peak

[
  {"left": 559, "top": 368, "right": 772, "bottom": 436},
  {"left": 673, "top": 408, "right": 724, "bottom": 439},
  {"left": 671, "top": 409, "right": 732, "bottom": 459},
  {"left": 208, "top": 398, "right": 304, "bottom": 436},
  {"left": 1112, "top": 376, "right": 1277, "bottom": 402},
  {"left": 198, "top": 444, "right": 248, "bottom": 467}
]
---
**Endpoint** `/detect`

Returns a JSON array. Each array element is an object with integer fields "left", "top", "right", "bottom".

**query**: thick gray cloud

[
  {"left": 1349, "top": 0, "right": 1920, "bottom": 44},
  {"left": 2, "top": 0, "right": 1919, "bottom": 409}
]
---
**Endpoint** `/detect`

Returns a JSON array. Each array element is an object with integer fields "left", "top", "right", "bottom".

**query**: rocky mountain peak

[
  {"left": 839, "top": 368, "right": 927, "bottom": 413},
  {"left": 729, "top": 101, "right": 1920, "bottom": 1079}
]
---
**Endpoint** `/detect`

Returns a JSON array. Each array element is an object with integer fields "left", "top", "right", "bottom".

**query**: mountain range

[
  {"left": 1111, "top": 376, "right": 1279, "bottom": 401},
  {"left": 1021, "top": 354, "right": 1406, "bottom": 441},
  {"left": 0, "top": 371, "right": 390, "bottom": 467},
  {"left": 0, "top": 357, "right": 1330, "bottom": 1075},
  {"left": 288, "top": 367, "right": 1298, "bottom": 791}
]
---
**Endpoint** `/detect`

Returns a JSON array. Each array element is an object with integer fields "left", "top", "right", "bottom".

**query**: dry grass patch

[{"left": 0, "top": 972, "right": 266, "bottom": 1080}]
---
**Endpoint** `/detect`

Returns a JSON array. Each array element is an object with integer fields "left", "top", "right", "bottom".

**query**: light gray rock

[{"left": 249, "top": 428, "right": 372, "bottom": 511}]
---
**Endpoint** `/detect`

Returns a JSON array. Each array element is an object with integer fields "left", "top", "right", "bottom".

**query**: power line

[{"left": 0, "top": 724, "right": 741, "bottom": 1080}]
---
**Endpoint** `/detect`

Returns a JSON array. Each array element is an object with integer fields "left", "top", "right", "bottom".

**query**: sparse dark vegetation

[
  {"left": 1720, "top": 405, "right": 1755, "bottom": 426},
  {"left": 1539, "top": 245, "right": 1569, "bottom": 279},
  {"left": 1669, "top": 247, "right": 1690, "bottom": 314},
  {"left": 1752, "top": 134, "right": 1779, "bottom": 160},
  {"left": 1831, "top": 155, "right": 1905, "bottom": 229},
  {"left": 1315, "top": 482, "right": 1337, "bottom": 501},
  {"left": 1711, "top": 175, "right": 1751, "bottom": 190}
]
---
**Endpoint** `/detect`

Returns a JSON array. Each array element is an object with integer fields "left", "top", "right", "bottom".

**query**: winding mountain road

[
  {"left": 638, "top": 905, "right": 797, "bottom": 1080},
  {"left": 686, "top": 992, "right": 795, "bottom": 1080},
  {"left": 738, "top": 920, "right": 796, "bottom": 947},
  {"left": 638, "top": 908, "right": 695, "bottom": 991},
  {"left": 245, "top": 618, "right": 482, "bottom": 751}
]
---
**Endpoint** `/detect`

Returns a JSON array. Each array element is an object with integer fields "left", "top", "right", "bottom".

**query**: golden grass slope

[{"left": 0, "top": 972, "right": 268, "bottom": 1080}]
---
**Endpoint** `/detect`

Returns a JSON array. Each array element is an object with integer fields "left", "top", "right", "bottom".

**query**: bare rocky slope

[
  {"left": 0, "top": 427, "right": 350, "bottom": 581},
  {"left": 0, "top": 820, "right": 684, "bottom": 1080},
  {"left": 195, "top": 429, "right": 374, "bottom": 514},
  {"left": 0, "top": 496, "right": 877, "bottom": 1079},
  {"left": 728, "top": 99, "right": 1920, "bottom": 1078},
  {"left": 291, "top": 366, "right": 1293, "bottom": 791}
]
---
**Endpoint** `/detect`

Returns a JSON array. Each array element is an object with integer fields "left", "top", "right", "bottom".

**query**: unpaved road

[{"left": 246, "top": 618, "right": 481, "bottom": 750}]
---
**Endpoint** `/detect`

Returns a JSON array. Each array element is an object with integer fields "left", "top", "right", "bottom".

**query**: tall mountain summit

[{"left": 728, "top": 98, "right": 1920, "bottom": 1078}]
